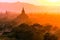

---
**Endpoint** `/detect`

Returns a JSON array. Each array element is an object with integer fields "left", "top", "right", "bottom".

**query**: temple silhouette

[{"left": 12, "top": 8, "right": 32, "bottom": 26}]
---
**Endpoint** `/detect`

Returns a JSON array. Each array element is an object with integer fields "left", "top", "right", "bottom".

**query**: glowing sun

[
  {"left": 47, "top": 0, "right": 60, "bottom": 3},
  {"left": 47, "top": 0, "right": 59, "bottom": 2},
  {"left": 41, "top": 0, "right": 60, "bottom": 6}
]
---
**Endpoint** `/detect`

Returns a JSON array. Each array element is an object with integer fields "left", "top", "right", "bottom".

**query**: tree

[
  {"left": 55, "top": 29, "right": 60, "bottom": 40},
  {"left": 44, "top": 32, "right": 58, "bottom": 40},
  {"left": 43, "top": 24, "right": 52, "bottom": 33},
  {"left": 13, "top": 23, "right": 34, "bottom": 40},
  {"left": 31, "top": 23, "right": 43, "bottom": 40}
]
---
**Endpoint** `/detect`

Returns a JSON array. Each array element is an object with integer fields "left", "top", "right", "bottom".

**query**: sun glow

[
  {"left": 39, "top": 0, "right": 60, "bottom": 6},
  {"left": 47, "top": 0, "right": 59, "bottom": 2}
]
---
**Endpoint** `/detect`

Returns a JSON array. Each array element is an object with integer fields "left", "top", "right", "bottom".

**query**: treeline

[{"left": 0, "top": 23, "right": 59, "bottom": 40}]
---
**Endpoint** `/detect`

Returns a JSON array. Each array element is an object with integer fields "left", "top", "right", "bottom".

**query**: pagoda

[{"left": 12, "top": 8, "right": 32, "bottom": 26}]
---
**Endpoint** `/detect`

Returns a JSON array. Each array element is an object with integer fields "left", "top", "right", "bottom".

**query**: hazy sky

[
  {"left": 0, "top": 0, "right": 60, "bottom": 6},
  {"left": 0, "top": 0, "right": 40, "bottom": 5}
]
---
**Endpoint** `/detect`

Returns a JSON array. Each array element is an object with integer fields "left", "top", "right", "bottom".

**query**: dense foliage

[{"left": 0, "top": 23, "right": 59, "bottom": 40}]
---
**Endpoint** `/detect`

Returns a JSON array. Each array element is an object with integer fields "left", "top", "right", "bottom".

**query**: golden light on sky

[
  {"left": 41, "top": 0, "right": 60, "bottom": 6},
  {"left": 38, "top": 0, "right": 60, "bottom": 6},
  {"left": 0, "top": 0, "right": 60, "bottom": 6},
  {"left": 47, "top": 0, "right": 59, "bottom": 2}
]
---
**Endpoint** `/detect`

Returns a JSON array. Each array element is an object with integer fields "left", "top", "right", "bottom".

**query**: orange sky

[
  {"left": 0, "top": 0, "right": 60, "bottom": 27},
  {"left": 28, "top": 14, "right": 60, "bottom": 27}
]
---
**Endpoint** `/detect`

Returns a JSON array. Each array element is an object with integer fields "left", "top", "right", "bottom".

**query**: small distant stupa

[{"left": 12, "top": 8, "right": 32, "bottom": 26}]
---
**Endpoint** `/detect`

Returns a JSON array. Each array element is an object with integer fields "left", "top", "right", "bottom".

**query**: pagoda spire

[
  {"left": 5, "top": 11, "right": 8, "bottom": 17},
  {"left": 21, "top": 8, "right": 25, "bottom": 15},
  {"left": 4, "top": 10, "right": 8, "bottom": 20}
]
